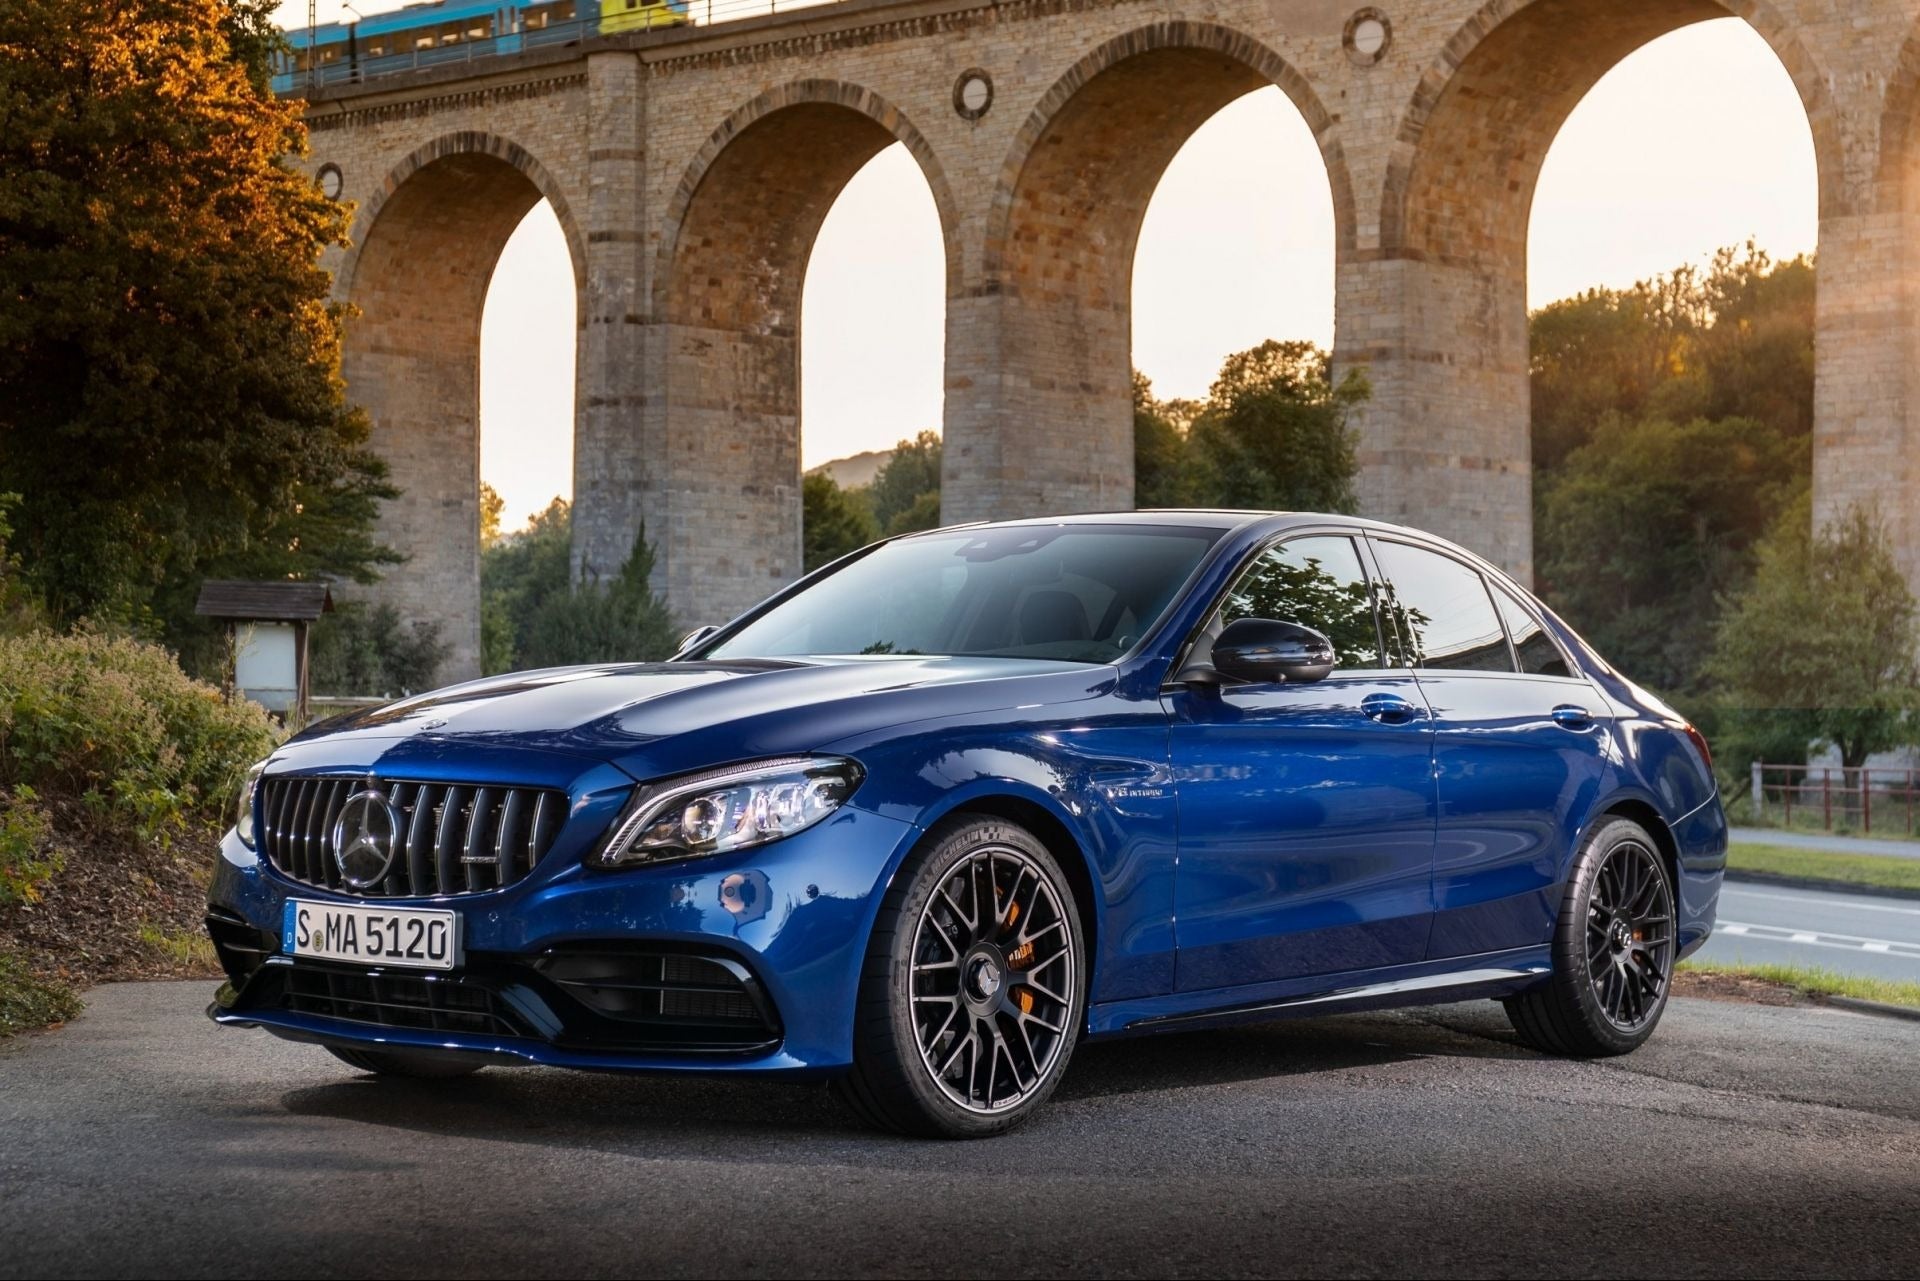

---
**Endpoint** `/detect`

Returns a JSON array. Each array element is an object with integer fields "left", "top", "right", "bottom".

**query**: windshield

[{"left": 705, "top": 524, "right": 1225, "bottom": 665}]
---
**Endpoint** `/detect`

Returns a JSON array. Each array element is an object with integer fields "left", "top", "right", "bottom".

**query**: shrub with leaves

[
  {"left": 0, "top": 632, "right": 279, "bottom": 844},
  {"left": 0, "top": 786, "right": 58, "bottom": 905}
]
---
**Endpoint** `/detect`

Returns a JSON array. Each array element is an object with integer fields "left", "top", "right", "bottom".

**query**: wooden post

[
  {"left": 1861, "top": 767, "right": 1871, "bottom": 834},
  {"left": 1823, "top": 768, "right": 1832, "bottom": 830},
  {"left": 1751, "top": 760, "right": 1764, "bottom": 821}
]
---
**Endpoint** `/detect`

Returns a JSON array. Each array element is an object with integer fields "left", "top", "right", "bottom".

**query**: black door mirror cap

[{"left": 1210, "top": 617, "right": 1337, "bottom": 685}]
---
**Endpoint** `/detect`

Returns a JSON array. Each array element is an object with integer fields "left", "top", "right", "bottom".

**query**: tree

[
  {"left": 478, "top": 497, "right": 572, "bottom": 674},
  {"left": 1530, "top": 243, "right": 1813, "bottom": 472},
  {"left": 802, "top": 472, "right": 878, "bottom": 572},
  {"left": 308, "top": 603, "right": 450, "bottom": 698},
  {"left": 519, "top": 526, "right": 678, "bottom": 669},
  {"left": 480, "top": 483, "right": 506, "bottom": 550},
  {"left": 1133, "top": 371, "right": 1187, "bottom": 509},
  {"left": 1535, "top": 415, "right": 1806, "bottom": 695},
  {"left": 0, "top": 0, "right": 386, "bottom": 636},
  {"left": 1183, "top": 340, "right": 1367, "bottom": 514},
  {"left": 869, "top": 431, "right": 943, "bottom": 534},
  {"left": 1709, "top": 496, "right": 1920, "bottom": 770}
]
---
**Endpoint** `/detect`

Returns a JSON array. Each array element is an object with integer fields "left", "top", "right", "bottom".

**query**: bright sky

[{"left": 274, "top": 7, "right": 1818, "bottom": 529}]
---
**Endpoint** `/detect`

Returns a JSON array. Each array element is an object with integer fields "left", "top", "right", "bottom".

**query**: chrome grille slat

[{"left": 257, "top": 775, "right": 565, "bottom": 899}]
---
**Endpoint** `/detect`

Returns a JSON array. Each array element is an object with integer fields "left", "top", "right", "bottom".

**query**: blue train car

[{"left": 273, "top": 0, "right": 688, "bottom": 94}]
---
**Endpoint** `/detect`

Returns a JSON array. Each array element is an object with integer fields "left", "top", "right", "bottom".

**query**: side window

[
  {"left": 1218, "top": 535, "right": 1385, "bottom": 670},
  {"left": 1370, "top": 541, "right": 1514, "bottom": 673},
  {"left": 1492, "top": 583, "right": 1573, "bottom": 678}
]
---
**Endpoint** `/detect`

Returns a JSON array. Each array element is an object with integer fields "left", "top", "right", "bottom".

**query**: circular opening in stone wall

[
  {"left": 954, "top": 70, "right": 993, "bottom": 121},
  {"left": 1344, "top": 9, "right": 1392, "bottom": 66}
]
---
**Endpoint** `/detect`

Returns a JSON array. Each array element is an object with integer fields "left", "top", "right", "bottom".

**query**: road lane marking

[{"left": 1716, "top": 920, "right": 1920, "bottom": 957}]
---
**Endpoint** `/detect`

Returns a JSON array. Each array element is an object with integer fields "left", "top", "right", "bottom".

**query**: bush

[
  {"left": 0, "top": 785, "right": 58, "bottom": 905},
  {"left": 519, "top": 526, "right": 678, "bottom": 669},
  {"left": 0, "top": 631, "right": 279, "bottom": 844},
  {"left": 308, "top": 602, "right": 449, "bottom": 697},
  {"left": 0, "top": 949, "right": 80, "bottom": 1036}
]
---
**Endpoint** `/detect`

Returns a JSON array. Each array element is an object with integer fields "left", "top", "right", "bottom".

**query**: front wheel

[
  {"left": 1504, "top": 816, "right": 1677, "bottom": 1057},
  {"left": 835, "top": 815, "right": 1085, "bottom": 1138}
]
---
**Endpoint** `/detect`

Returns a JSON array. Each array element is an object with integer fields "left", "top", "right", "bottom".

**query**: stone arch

[
  {"left": 946, "top": 22, "right": 1349, "bottom": 524},
  {"left": 339, "top": 131, "right": 586, "bottom": 682},
  {"left": 1380, "top": 0, "right": 1841, "bottom": 271},
  {"left": 984, "top": 22, "right": 1355, "bottom": 286},
  {"left": 1348, "top": 0, "right": 1837, "bottom": 585},
  {"left": 651, "top": 80, "right": 956, "bottom": 619}
]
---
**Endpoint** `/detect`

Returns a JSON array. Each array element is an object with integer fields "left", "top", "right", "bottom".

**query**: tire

[
  {"left": 326, "top": 1045, "right": 486, "bottom": 1079},
  {"left": 835, "top": 815, "right": 1085, "bottom": 1138},
  {"left": 1504, "top": 816, "right": 1677, "bottom": 1057}
]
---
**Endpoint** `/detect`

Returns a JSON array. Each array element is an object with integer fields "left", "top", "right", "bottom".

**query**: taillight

[{"left": 1683, "top": 723, "right": 1713, "bottom": 774}]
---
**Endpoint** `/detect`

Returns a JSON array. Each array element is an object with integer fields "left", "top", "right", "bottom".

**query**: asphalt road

[
  {"left": 1697, "top": 882, "right": 1920, "bottom": 984},
  {"left": 3, "top": 983, "right": 1918, "bottom": 1279}
]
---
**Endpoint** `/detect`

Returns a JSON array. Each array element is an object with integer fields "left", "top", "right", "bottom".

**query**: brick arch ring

[
  {"left": 332, "top": 130, "right": 589, "bottom": 315},
  {"left": 981, "top": 21, "right": 1359, "bottom": 287},
  {"left": 653, "top": 79, "right": 964, "bottom": 316},
  {"left": 1379, "top": 0, "right": 1849, "bottom": 255},
  {"left": 1874, "top": 10, "right": 1920, "bottom": 213}
]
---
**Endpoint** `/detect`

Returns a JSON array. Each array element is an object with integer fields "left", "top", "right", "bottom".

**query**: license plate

[{"left": 282, "top": 899, "right": 459, "bottom": 971}]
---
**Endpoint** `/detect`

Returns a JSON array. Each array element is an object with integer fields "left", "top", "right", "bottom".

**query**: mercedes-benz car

[{"left": 206, "top": 511, "right": 1725, "bottom": 1137}]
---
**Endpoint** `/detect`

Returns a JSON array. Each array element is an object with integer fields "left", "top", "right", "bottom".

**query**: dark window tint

[
  {"left": 1493, "top": 584, "right": 1573, "bottom": 677},
  {"left": 707, "top": 525, "right": 1222, "bottom": 665},
  {"left": 1371, "top": 541, "right": 1514, "bottom": 673},
  {"left": 1219, "top": 536, "right": 1384, "bottom": 670}
]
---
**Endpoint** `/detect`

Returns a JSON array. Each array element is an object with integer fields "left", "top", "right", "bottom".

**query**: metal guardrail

[
  {"left": 1750, "top": 761, "right": 1920, "bottom": 836},
  {"left": 292, "top": 0, "right": 843, "bottom": 90}
]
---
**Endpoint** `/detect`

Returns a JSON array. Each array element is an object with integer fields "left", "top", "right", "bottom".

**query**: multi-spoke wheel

[
  {"left": 837, "top": 815, "right": 1084, "bottom": 1137},
  {"left": 1504, "top": 816, "right": 1677, "bottom": 1057}
]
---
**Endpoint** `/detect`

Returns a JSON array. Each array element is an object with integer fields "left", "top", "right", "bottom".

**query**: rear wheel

[
  {"left": 1504, "top": 817, "right": 1676, "bottom": 1057},
  {"left": 326, "top": 1046, "right": 485, "bottom": 1079},
  {"left": 836, "top": 816, "right": 1084, "bottom": 1138}
]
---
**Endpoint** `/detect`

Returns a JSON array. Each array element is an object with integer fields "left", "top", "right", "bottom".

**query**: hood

[{"left": 290, "top": 656, "right": 1112, "bottom": 782}]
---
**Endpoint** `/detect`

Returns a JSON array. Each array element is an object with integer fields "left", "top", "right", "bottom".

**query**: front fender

[{"left": 832, "top": 696, "right": 1177, "bottom": 1003}]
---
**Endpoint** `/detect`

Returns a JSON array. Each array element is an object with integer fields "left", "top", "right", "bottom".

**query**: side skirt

[{"left": 1088, "top": 945, "right": 1553, "bottom": 1039}]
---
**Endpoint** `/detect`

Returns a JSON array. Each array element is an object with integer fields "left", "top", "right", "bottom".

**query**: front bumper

[{"left": 205, "top": 803, "right": 921, "bottom": 1074}]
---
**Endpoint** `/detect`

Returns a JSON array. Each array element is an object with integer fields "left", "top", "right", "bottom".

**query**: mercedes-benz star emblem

[{"left": 331, "top": 788, "right": 403, "bottom": 889}]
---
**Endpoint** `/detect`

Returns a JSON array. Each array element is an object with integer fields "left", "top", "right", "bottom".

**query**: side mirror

[
  {"left": 674, "top": 625, "right": 719, "bottom": 658},
  {"left": 1211, "top": 617, "right": 1336, "bottom": 685}
]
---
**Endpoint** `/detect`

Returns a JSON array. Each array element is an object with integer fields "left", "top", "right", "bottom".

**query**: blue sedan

[{"left": 205, "top": 512, "right": 1726, "bottom": 1137}]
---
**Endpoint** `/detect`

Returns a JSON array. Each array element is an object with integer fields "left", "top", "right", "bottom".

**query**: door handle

[
  {"left": 1551, "top": 704, "right": 1594, "bottom": 730},
  {"left": 1361, "top": 693, "right": 1420, "bottom": 724}
]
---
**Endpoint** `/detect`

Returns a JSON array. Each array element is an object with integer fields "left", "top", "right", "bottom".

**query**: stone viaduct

[{"left": 299, "top": 0, "right": 1920, "bottom": 681}]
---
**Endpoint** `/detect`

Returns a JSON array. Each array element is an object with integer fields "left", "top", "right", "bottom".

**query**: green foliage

[
  {"left": 868, "top": 431, "right": 944, "bottom": 534},
  {"left": 0, "top": 632, "right": 278, "bottom": 845},
  {"left": 1531, "top": 243, "right": 1814, "bottom": 471},
  {"left": 0, "top": 786, "right": 59, "bottom": 906},
  {"left": 1132, "top": 342, "right": 1367, "bottom": 514},
  {"left": 1709, "top": 497, "right": 1920, "bottom": 769},
  {"left": 480, "top": 483, "right": 506, "bottom": 550},
  {"left": 1132, "top": 372, "right": 1187, "bottom": 509},
  {"left": 518, "top": 525, "right": 678, "bottom": 669},
  {"left": 0, "top": 0, "right": 393, "bottom": 649},
  {"left": 0, "top": 950, "right": 81, "bottom": 1036},
  {"left": 480, "top": 497, "right": 574, "bottom": 675},
  {"left": 1535, "top": 416, "right": 1806, "bottom": 694},
  {"left": 803, "top": 472, "right": 880, "bottom": 572},
  {"left": 308, "top": 603, "right": 450, "bottom": 698},
  {"left": 0, "top": 494, "right": 46, "bottom": 638}
]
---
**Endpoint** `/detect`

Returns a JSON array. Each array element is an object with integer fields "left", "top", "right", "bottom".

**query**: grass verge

[
  {"left": 1680, "top": 959, "right": 1920, "bottom": 1010},
  {"left": 1726, "top": 841, "right": 1920, "bottom": 895},
  {"left": 0, "top": 950, "right": 82, "bottom": 1036}
]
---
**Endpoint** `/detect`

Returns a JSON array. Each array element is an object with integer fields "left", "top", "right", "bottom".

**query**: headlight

[
  {"left": 233, "top": 760, "right": 267, "bottom": 849},
  {"left": 593, "top": 756, "right": 862, "bottom": 868}
]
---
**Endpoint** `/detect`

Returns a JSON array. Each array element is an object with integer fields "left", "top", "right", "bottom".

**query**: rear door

[
  {"left": 1367, "top": 538, "right": 1612, "bottom": 960},
  {"left": 1165, "top": 533, "right": 1437, "bottom": 992}
]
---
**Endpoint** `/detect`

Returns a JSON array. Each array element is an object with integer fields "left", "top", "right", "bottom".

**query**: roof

[{"left": 194, "top": 581, "right": 334, "bottom": 622}]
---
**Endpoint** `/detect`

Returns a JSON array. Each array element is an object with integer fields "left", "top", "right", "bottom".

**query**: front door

[{"left": 1167, "top": 534, "right": 1438, "bottom": 993}]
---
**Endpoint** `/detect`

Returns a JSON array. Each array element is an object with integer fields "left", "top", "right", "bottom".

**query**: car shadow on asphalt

[{"left": 272, "top": 1006, "right": 1531, "bottom": 1151}]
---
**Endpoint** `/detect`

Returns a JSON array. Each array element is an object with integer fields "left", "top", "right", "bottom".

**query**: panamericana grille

[{"left": 258, "top": 775, "right": 565, "bottom": 897}]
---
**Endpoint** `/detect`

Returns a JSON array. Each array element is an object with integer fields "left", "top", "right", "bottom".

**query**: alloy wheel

[
  {"left": 908, "top": 845, "right": 1076, "bottom": 1114},
  {"left": 1585, "top": 840, "right": 1674, "bottom": 1031}
]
